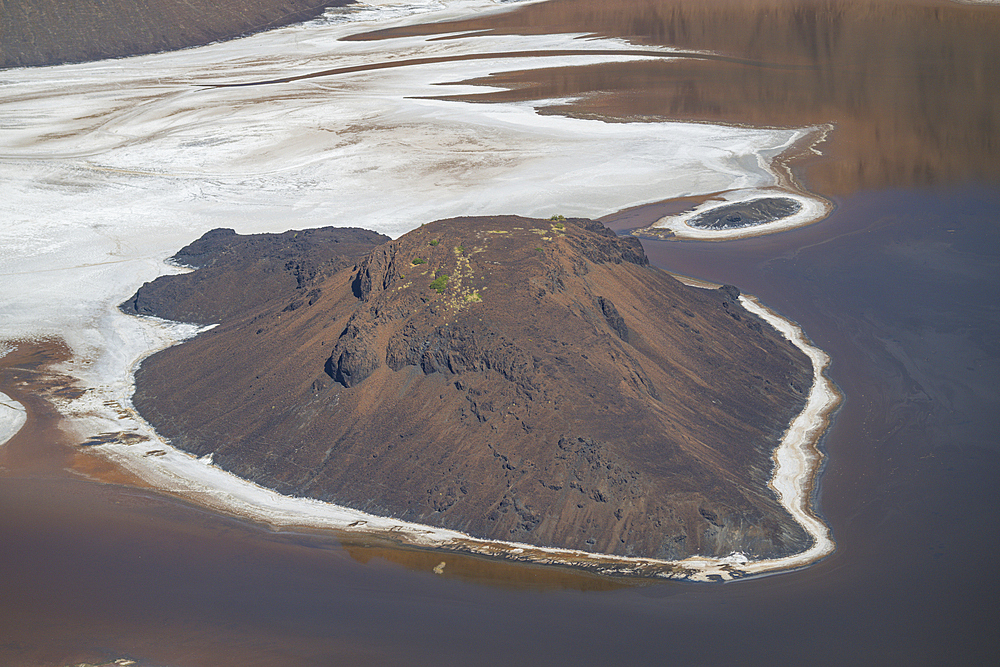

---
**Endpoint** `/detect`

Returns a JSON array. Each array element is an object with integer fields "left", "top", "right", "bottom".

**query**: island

[
  {"left": 114, "top": 216, "right": 831, "bottom": 576},
  {"left": 687, "top": 197, "right": 803, "bottom": 230}
]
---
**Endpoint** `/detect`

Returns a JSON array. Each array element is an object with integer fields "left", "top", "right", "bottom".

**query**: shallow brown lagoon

[
  {"left": 362, "top": 0, "right": 1000, "bottom": 195},
  {"left": 2, "top": 0, "right": 999, "bottom": 665},
  {"left": 5, "top": 187, "right": 997, "bottom": 667}
]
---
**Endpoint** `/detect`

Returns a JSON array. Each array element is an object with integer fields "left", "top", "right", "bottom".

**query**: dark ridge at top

[
  {"left": 120, "top": 226, "right": 388, "bottom": 325},
  {"left": 2, "top": 0, "right": 347, "bottom": 70}
]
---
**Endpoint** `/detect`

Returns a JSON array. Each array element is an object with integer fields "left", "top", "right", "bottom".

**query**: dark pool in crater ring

[{"left": 687, "top": 197, "right": 802, "bottom": 230}]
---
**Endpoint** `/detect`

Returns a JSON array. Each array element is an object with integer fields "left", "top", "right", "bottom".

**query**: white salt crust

[
  {"left": 1, "top": 0, "right": 823, "bottom": 359},
  {"left": 648, "top": 188, "right": 833, "bottom": 241},
  {"left": 0, "top": 0, "right": 839, "bottom": 579},
  {"left": 0, "top": 391, "right": 27, "bottom": 447},
  {"left": 0, "top": 345, "right": 27, "bottom": 447}
]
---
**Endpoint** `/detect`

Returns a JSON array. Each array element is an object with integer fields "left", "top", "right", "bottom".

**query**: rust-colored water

[
  {"left": 356, "top": 0, "right": 1000, "bottom": 195},
  {"left": 2, "top": 1, "right": 999, "bottom": 665}
]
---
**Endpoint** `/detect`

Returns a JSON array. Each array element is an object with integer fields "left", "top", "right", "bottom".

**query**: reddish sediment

[{"left": 0, "top": 340, "right": 150, "bottom": 487}]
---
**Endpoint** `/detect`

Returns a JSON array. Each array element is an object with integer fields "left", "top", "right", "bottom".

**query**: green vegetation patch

[
  {"left": 430, "top": 274, "right": 450, "bottom": 293},
  {"left": 549, "top": 214, "right": 566, "bottom": 221},
  {"left": 411, "top": 258, "right": 427, "bottom": 265},
  {"left": 428, "top": 239, "right": 440, "bottom": 246}
]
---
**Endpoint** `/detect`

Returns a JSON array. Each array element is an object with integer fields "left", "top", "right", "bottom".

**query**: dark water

[
  {"left": 3, "top": 0, "right": 1000, "bottom": 664},
  {"left": 3, "top": 190, "right": 997, "bottom": 667}
]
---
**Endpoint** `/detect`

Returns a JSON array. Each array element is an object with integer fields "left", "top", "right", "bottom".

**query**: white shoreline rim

[
  {"left": 0, "top": 391, "right": 28, "bottom": 448},
  {"left": 649, "top": 188, "right": 833, "bottom": 241},
  {"left": 64, "top": 285, "right": 840, "bottom": 583},
  {"left": 635, "top": 124, "right": 834, "bottom": 242},
  {"left": 731, "top": 295, "right": 839, "bottom": 577},
  {"left": 0, "top": 344, "right": 29, "bottom": 448}
]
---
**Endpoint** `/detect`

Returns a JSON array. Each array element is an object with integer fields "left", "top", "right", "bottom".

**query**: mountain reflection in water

[{"left": 359, "top": 0, "right": 1000, "bottom": 194}]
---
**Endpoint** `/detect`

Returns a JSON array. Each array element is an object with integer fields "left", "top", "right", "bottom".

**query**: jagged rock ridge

[{"left": 120, "top": 226, "right": 389, "bottom": 325}]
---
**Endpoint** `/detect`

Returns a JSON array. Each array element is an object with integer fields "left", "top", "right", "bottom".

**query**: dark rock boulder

[{"left": 598, "top": 296, "right": 629, "bottom": 342}]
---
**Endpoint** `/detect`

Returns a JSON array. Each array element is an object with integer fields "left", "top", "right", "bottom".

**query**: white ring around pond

[{"left": 647, "top": 188, "right": 833, "bottom": 241}]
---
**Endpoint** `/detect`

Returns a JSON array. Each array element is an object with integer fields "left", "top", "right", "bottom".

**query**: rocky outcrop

[
  {"left": 325, "top": 316, "right": 382, "bottom": 388},
  {"left": 120, "top": 226, "right": 388, "bottom": 324},
  {"left": 597, "top": 296, "right": 629, "bottom": 342},
  {"left": 688, "top": 197, "right": 803, "bottom": 230},
  {"left": 384, "top": 322, "right": 535, "bottom": 383},
  {"left": 128, "top": 216, "right": 815, "bottom": 560},
  {"left": 567, "top": 218, "right": 649, "bottom": 266}
]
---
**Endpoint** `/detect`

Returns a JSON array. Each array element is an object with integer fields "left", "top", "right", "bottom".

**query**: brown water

[
  {"left": 4, "top": 187, "right": 997, "bottom": 667},
  {"left": 357, "top": 0, "right": 1000, "bottom": 195},
  {"left": 3, "top": 1, "right": 999, "bottom": 665}
]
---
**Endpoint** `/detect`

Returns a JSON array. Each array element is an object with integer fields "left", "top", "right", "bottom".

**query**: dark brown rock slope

[
  {"left": 1, "top": 0, "right": 346, "bottom": 70},
  {"left": 120, "top": 226, "right": 389, "bottom": 325},
  {"left": 129, "top": 216, "right": 815, "bottom": 560}
]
